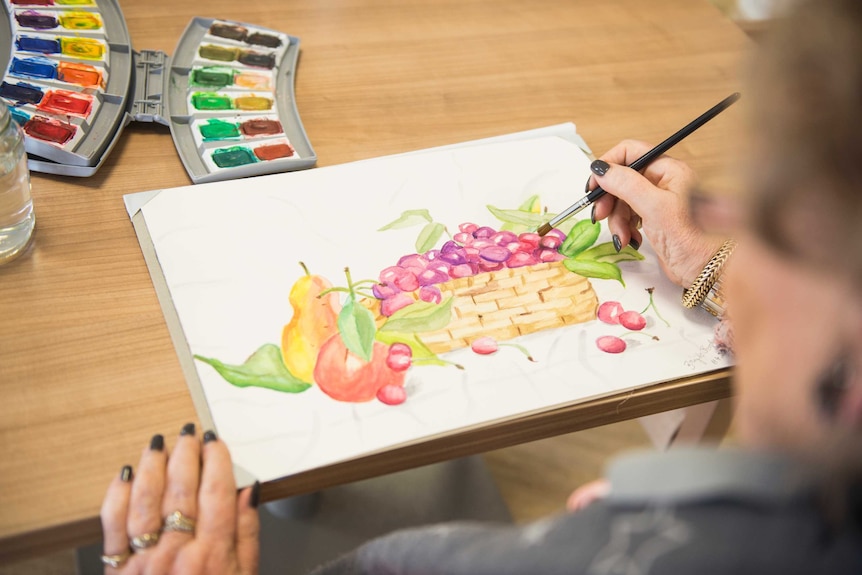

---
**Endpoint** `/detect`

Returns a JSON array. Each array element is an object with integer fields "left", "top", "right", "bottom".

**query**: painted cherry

[
  {"left": 596, "top": 335, "right": 627, "bottom": 354},
  {"left": 419, "top": 285, "right": 442, "bottom": 303},
  {"left": 518, "top": 232, "right": 540, "bottom": 248},
  {"left": 473, "top": 226, "right": 496, "bottom": 239},
  {"left": 471, "top": 336, "right": 535, "bottom": 361},
  {"left": 544, "top": 228, "right": 567, "bottom": 242},
  {"left": 538, "top": 235, "right": 562, "bottom": 250},
  {"left": 380, "top": 292, "right": 414, "bottom": 316},
  {"left": 377, "top": 384, "right": 407, "bottom": 405},
  {"left": 379, "top": 265, "right": 419, "bottom": 292},
  {"left": 453, "top": 232, "right": 474, "bottom": 245},
  {"left": 506, "top": 252, "right": 537, "bottom": 268},
  {"left": 386, "top": 343, "right": 413, "bottom": 372},
  {"left": 471, "top": 336, "right": 499, "bottom": 355},
  {"left": 597, "top": 301, "right": 624, "bottom": 325},
  {"left": 619, "top": 310, "right": 646, "bottom": 331},
  {"left": 372, "top": 282, "right": 398, "bottom": 299}
]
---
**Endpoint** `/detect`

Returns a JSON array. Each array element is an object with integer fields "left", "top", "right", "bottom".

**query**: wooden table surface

[{"left": 0, "top": 0, "right": 749, "bottom": 564}]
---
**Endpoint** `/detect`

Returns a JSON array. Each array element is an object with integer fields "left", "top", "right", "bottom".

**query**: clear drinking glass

[{"left": 0, "top": 101, "right": 34, "bottom": 265}]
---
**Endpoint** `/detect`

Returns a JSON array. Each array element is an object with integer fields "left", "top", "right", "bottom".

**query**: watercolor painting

[
  {"left": 134, "top": 135, "right": 730, "bottom": 483},
  {"left": 195, "top": 197, "right": 655, "bottom": 407}
]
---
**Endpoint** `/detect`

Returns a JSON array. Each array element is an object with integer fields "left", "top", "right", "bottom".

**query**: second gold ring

[{"left": 162, "top": 510, "right": 196, "bottom": 534}]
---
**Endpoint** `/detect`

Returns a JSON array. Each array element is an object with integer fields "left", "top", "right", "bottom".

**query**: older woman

[{"left": 99, "top": 0, "right": 862, "bottom": 572}]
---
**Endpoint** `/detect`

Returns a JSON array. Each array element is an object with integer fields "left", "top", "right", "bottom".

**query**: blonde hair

[{"left": 748, "top": 0, "right": 862, "bottom": 287}]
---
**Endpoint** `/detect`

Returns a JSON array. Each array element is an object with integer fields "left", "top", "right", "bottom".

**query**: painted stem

[
  {"left": 624, "top": 330, "right": 661, "bottom": 342},
  {"left": 317, "top": 287, "right": 351, "bottom": 298},
  {"left": 344, "top": 267, "right": 355, "bottom": 297},
  {"left": 640, "top": 287, "right": 670, "bottom": 327},
  {"left": 500, "top": 342, "right": 535, "bottom": 362},
  {"left": 413, "top": 357, "right": 465, "bottom": 370}
]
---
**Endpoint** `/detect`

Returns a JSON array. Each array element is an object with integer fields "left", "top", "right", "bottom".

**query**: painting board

[{"left": 127, "top": 128, "right": 731, "bottom": 487}]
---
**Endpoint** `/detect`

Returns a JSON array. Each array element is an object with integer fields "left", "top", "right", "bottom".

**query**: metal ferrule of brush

[{"left": 548, "top": 194, "right": 591, "bottom": 228}]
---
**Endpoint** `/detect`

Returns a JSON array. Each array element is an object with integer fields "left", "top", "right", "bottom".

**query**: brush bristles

[{"left": 536, "top": 222, "right": 552, "bottom": 237}]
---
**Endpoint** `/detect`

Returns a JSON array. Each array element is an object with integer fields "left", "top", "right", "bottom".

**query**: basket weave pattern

[{"left": 420, "top": 261, "right": 598, "bottom": 354}]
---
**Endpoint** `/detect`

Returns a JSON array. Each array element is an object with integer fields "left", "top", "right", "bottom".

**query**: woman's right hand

[{"left": 588, "top": 139, "right": 723, "bottom": 287}]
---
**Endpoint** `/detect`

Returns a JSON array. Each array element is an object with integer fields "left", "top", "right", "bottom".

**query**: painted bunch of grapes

[
  {"left": 196, "top": 195, "right": 652, "bottom": 405},
  {"left": 371, "top": 224, "right": 568, "bottom": 315}
]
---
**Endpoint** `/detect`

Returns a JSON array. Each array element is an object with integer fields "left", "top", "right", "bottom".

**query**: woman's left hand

[
  {"left": 566, "top": 479, "right": 610, "bottom": 513},
  {"left": 100, "top": 425, "right": 260, "bottom": 574}
]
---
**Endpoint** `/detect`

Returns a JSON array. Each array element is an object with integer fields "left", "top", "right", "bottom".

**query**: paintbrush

[{"left": 536, "top": 92, "right": 741, "bottom": 237}]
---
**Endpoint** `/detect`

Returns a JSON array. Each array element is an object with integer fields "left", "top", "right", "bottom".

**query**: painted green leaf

[
  {"left": 559, "top": 219, "right": 601, "bottom": 258},
  {"left": 576, "top": 241, "right": 645, "bottom": 263},
  {"left": 487, "top": 205, "right": 550, "bottom": 228},
  {"left": 376, "top": 331, "right": 436, "bottom": 359},
  {"left": 415, "top": 222, "right": 445, "bottom": 253},
  {"left": 563, "top": 258, "right": 625, "bottom": 286},
  {"left": 378, "top": 209, "right": 433, "bottom": 231},
  {"left": 500, "top": 195, "right": 541, "bottom": 232},
  {"left": 337, "top": 297, "right": 376, "bottom": 361},
  {"left": 376, "top": 331, "right": 451, "bottom": 367},
  {"left": 194, "top": 344, "right": 311, "bottom": 393},
  {"left": 519, "top": 194, "right": 541, "bottom": 212},
  {"left": 380, "top": 297, "right": 453, "bottom": 333}
]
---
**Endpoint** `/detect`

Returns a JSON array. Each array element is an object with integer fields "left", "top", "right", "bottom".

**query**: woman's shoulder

[{"left": 311, "top": 448, "right": 862, "bottom": 575}]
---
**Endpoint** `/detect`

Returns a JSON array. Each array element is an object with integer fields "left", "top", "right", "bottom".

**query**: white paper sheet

[{"left": 132, "top": 134, "right": 730, "bottom": 484}]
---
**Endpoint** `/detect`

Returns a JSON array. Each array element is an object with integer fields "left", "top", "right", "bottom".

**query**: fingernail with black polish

[
  {"left": 590, "top": 159, "right": 610, "bottom": 176},
  {"left": 250, "top": 481, "right": 261, "bottom": 509},
  {"left": 590, "top": 204, "right": 597, "bottom": 225},
  {"left": 120, "top": 465, "right": 133, "bottom": 482},
  {"left": 629, "top": 237, "right": 640, "bottom": 251},
  {"left": 584, "top": 179, "right": 591, "bottom": 194},
  {"left": 203, "top": 430, "right": 217, "bottom": 444},
  {"left": 150, "top": 434, "right": 164, "bottom": 452},
  {"left": 612, "top": 234, "right": 622, "bottom": 253},
  {"left": 180, "top": 422, "right": 196, "bottom": 436}
]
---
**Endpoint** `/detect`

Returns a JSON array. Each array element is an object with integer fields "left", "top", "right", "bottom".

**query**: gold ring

[
  {"left": 162, "top": 510, "right": 196, "bottom": 534},
  {"left": 100, "top": 551, "right": 131, "bottom": 568},
  {"left": 130, "top": 531, "right": 160, "bottom": 550}
]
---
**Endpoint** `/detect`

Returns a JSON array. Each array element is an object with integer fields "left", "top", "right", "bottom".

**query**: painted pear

[{"left": 281, "top": 263, "right": 341, "bottom": 383}]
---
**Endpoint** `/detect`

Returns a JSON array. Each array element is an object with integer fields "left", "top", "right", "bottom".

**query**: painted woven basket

[{"left": 416, "top": 261, "right": 598, "bottom": 354}]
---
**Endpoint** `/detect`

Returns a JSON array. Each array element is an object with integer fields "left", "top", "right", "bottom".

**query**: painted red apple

[{"left": 314, "top": 334, "right": 406, "bottom": 402}]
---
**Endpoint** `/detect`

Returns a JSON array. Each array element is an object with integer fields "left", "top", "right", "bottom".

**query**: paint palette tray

[
  {"left": 0, "top": 0, "right": 133, "bottom": 173},
  {"left": 0, "top": 3, "right": 316, "bottom": 182},
  {"left": 165, "top": 17, "right": 316, "bottom": 183}
]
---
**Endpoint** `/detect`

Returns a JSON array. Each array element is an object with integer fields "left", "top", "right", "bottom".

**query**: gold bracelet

[
  {"left": 681, "top": 239, "right": 736, "bottom": 309},
  {"left": 701, "top": 272, "right": 728, "bottom": 317}
]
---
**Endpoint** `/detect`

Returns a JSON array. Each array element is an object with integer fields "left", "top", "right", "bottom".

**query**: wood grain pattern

[{"left": 0, "top": 0, "right": 749, "bottom": 564}]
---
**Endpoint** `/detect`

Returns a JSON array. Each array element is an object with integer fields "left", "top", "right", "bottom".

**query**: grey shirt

[{"left": 310, "top": 448, "right": 862, "bottom": 574}]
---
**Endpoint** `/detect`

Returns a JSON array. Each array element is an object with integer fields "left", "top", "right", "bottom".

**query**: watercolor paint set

[{"left": 0, "top": 2, "right": 315, "bottom": 182}]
